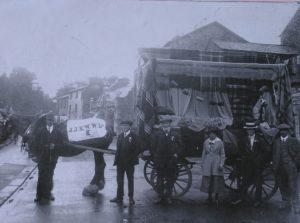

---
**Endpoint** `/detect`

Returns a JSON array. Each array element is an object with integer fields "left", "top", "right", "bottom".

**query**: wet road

[{"left": 0, "top": 142, "right": 299, "bottom": 223}]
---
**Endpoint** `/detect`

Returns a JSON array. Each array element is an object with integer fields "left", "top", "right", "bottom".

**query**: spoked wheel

[
  {"left": 224, "top": 164, "right": 241, "bottom": 191},
  {"left": 150, "top": 162, "right": 192, "bottom": 198},
  {"left": 143, "top": 159, "right": 154, "bottom": 185},
  {"left": 247, "top": 165, "right": 278, "bottom": 201}
]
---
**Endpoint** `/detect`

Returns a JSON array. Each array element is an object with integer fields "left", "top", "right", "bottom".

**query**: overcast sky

[{"left": 0, "top": 0, "right": 298, "bottom": 96}]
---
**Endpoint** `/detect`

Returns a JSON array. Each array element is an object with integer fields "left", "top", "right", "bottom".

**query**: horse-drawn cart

[{"left": 135, "top": 48, "right": 293, "bottom": 199}]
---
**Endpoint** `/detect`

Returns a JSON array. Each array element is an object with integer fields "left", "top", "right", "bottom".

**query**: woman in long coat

[{"left": 201, "top": 127, "right": 226, "bottom": 204}]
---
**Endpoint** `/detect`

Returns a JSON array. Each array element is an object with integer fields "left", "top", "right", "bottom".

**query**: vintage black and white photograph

[{"left": 0, "top": 0, "right": 300, "bottom": 222}]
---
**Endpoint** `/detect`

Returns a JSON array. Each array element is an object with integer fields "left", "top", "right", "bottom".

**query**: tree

[{"left": 0, "top": 67, "right": 55, "bottom": 115}]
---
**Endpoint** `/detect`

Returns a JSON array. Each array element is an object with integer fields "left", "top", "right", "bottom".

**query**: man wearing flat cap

[
  {"left": 272, "top": 123, "right": 300, "bottom": 213},
  {"left": 232, "top": 122, "right": 268, "bottom": 207},
  {"left": 34, "top": 113, "right": 64, "bottom": 204},
  {"left": 111, "top": 120, "right": 142, "bottom": 205},
  {"left": 150, "top": 118, "right": 183, "bottom": 205}
]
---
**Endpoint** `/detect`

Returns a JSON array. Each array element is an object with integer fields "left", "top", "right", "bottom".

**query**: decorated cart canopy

[{"left": 134, "top": 54, "right": 293, "bottom": 140}]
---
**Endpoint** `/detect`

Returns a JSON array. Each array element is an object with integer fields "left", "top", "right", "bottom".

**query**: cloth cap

[
  {"left": 120, "top": 120, "right": 133, "bottom": 126},
  {"left": 46, "top": 113, "right": 55, "bottom": 121},
  {"left": 159, "top": 119, "right": 172, "bottom": 125},
  {"left": 278, "top": 123, "right": 290, "bottom": 130}
]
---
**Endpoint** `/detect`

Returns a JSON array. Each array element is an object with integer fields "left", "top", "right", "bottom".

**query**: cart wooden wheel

[
  {"left": 224, "top": 164, "right": 241, "bottom": 191},
  {"left": 247, "top": 165, "right": 278, "bottom": 201},
  {"left": 150, "top": 162, "right": 192, "bottom": 198},
  {"left": 143, "top": 160, "right": 154, "bottom": 185}
]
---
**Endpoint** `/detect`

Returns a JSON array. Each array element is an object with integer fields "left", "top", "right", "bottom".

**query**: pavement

[
  {"left": 0, "top": 141, "right": 36, "bottom": 206},
  {"left": 0, "top": 140, "right": 299, "bottom": 223}
]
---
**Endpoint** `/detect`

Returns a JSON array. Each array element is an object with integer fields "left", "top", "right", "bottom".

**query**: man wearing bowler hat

[
  {"left": 272, "top": 123, "right": 300, "bottom": 213},
  {"left": 34, "top": 113, "right": 63, "bottom": 204},
  {"left": 110, "top": 120, "right": 141, "bottom": 205},
  {"left": 151, "top": 118, "right": 183, "bottom": 205}
]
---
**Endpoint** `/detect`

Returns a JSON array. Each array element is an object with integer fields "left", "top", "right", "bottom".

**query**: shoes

[
  {"left": 231, "top": 199, "right": 242, "bottom": 205},
  {"left": 129, "top": 198, "right": 135, "bottom": 205},
  {"left": 294, "top": 207, "right": 300, "bottom": 214},
  {"left": 34, "top": 195, "right": 54, "bottom": 204},
  {"left": 48, "top": 194, "right": 55, "bottom": 201},
  {"left": 205, "top": 198, "right": 213, "bottom": 205},
  {"left": 35, "top": 197, "right": 50, "bottom": 205},
  {"left": 254, "top": 202, "right": 261, "bottom": 208},
  {"left": 278, "top": 202, "right": 291, "bottom": 210},
  {"left": 165, "top": 198, "right": 173, "bottom": 205},
  {"left": 110, "top": 197, "right": 123, "bottom": 204},
  {"left": 34, "top": 197, "right": 41, "bottom": 202},
  {"left": 154, "top": 198, "right": 164, "bottom": 205}
]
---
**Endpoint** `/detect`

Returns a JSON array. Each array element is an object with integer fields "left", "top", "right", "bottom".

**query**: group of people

[
  {"left": 32, "top": 113, "right": 300, "bottom": 215},
  {"left": 110, "top": 118, "right": 183, "bottom": 205}
]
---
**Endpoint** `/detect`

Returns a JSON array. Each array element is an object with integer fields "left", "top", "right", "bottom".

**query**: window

[
  {"left": 69, "top": 105, "right": 72, "bottom": 117},
  {"left": 75, "top": 91, "right": 78, "bottom": 98},
  {"left": 75, "top": 104, "right": 78, "bottom": 117}
]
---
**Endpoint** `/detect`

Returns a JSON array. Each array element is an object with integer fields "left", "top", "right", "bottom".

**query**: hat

[
  {"left": 259, "top": 85, "right": 270, "bottom": 93},
  {"left": 278, "top": 123, "right": 290, "bottom": 130},
  {"left": 206, "top": 126, "right": 219, "bottom": 134},
  {"left": 120, "top": 120, "right": 133, "bottom": 126},
  {"left": 159, "top": 119, "right": 172, "bottom": 125},
  {"left": 46, "top": 113, "right": 55, "bottom": 121},
  {"left": 243, "top": 122, "right": 258, "bottom": 129}
]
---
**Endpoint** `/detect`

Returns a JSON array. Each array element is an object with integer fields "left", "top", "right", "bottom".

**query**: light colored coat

[{"left": 201, "top": 137, "right": 226, "bottom": 176}]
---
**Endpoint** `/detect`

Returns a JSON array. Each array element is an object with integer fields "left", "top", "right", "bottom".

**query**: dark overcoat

[
  {"left": 113, "top": 131, "right": 141, "bottom": 167},
  {"left": 272, "top": 136, "right": 300, "bottom": 171},
  {"left": 35, "top": 125, "right": 64, "bottom": 163},
  {"left": 238, "top": 134, "right": 268, "bottom": 169},
  {"left": 150, "top": 128, "right": 183, "bottom": 169}
]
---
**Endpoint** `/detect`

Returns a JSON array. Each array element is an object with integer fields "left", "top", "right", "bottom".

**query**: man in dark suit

[
  {"left": 110, "top": 120, "right": 141, "bottom": 205},
  {"left": 232, "top": 122, "right": 268, "bottom": 207},
  {"left": 272, "top": 123, "right": 300, "bottom": 214},
  {"left": 151, "top": 119, "right": 183, "bottom": 205},
  {"left": 34, "top": 113, "right": 63, "bottom": 204}
]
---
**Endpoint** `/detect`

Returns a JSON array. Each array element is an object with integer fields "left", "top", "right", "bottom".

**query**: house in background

[
  {"left": 281, "top": 7, "right": 300, "bottom": 50},
  {"left": 281, "top": 7, "right": 300, "bottom": 77},
  {"left": 55, "top": 85, "right": 88, "bottom": 120},
  {"left": 159, "top": 21, "right": 299, "bottom": 64},
  {"left": 96, "top": 78, "right": 134, "bottom": 134},
  {"left": 165, "top": 21, "right": 247, "bottom": 51}
]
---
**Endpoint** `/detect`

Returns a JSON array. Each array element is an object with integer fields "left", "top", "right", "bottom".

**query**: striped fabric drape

[{"left": 276, "top": 66, "right": 294, "bottom": 132}]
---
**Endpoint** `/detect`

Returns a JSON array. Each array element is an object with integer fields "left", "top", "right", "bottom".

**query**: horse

[{"left": 25, "top": 113, "right": 115, "bottom": 196}]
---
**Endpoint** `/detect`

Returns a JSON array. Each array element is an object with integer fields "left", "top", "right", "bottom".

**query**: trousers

[
  {"left": 277, "top": 162, "right": 299, "bottom": 206},
  {"left": 156, "top": 165, "right": 177, "bottom": 199},
  {"left": 36, "top": 152, "right": 58, "bottom": 198},
  {"left": 116, "top": 165, "right": 135, "bottom": 198}
]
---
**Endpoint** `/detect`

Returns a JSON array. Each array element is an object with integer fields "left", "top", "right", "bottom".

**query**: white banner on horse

[{"left": 67, "top": 118, "right": 107, "bottom": 142}]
